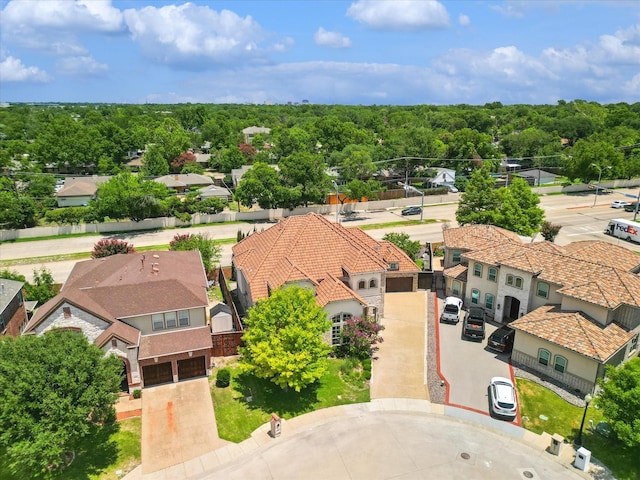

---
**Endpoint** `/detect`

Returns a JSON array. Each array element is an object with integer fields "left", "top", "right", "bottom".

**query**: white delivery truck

[{"left": 605, "top": 218, "right": 640, "bottom": 243}]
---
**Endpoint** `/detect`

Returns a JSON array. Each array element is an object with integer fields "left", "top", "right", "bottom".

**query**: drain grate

[
  {"left": 521, "top": 470, "right": 535, "bottom": 479},
  {"left": 460, "top": 452, "right": 470, "bottom": 460}
]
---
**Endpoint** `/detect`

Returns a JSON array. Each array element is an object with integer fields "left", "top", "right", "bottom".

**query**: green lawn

[
  {"left": 0, "top": 417, "right": 141, "bottom": 480},
  {"left": 211, "top": 358, "right": 370, "bottom": 442},
  {"left": 516, "top": 378, "right": 639, "bottom": 480}
]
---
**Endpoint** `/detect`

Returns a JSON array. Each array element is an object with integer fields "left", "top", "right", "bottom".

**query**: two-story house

[
  {"left": 22, "top": 251, "right": 213, "bottom": 391},
  {"left": 232, "top": 213, "right": 420, "bottom": 346},
  {"left": 442, "top": 225, "right": 640, "bottom": 394},
  {"left": 0, "top": 278, "right": 28, "bottom": 337}
]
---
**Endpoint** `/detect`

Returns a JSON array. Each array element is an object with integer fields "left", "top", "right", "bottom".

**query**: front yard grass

[
  {"left": 211, "top": 357, "right": 370, "bottom": 443},
  {"left": 516, "top": 378, "right": 640, "bottom": 480},
  {"left": 0, "top": 417, "right": 141, "bottom": 480}
]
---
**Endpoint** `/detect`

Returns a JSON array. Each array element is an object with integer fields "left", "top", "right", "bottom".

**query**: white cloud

[
  {"left": 458, "top": 14, "right": 470, "bottom": 27},
  {"left": 314, "top": 28, "right": 352, "bottom": 48},
  {"left": 122, "top": 4, "right": 271, "bottom": 65},
  {"left": 56, "top": 56, "right": 109, "bottom": 76},
  {"left": 346, "top": 0, "right": 450, "bottom": 31},
  {"left": 597, "top": 24, "right": 640, "bottom": 64},
  {"left": 0, "top": 55, "right": 52, "bottom": 82}
]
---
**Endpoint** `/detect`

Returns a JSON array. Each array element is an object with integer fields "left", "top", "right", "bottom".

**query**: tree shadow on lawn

[{"left": 233, "top": 372, "right": 320, "bottom": 418}]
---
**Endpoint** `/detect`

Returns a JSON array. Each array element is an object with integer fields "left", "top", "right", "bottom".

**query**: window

[
  {"left": 452, "top": 280, "right": 461, "bottom": 297},
  {"left": 488, "top": 268, "right": 497, "bottom": 282},
  {"left": 554, "top": 355, "right": 567, "bottom": 373},
  {"left": 165, "top": 311, "right": 177, "bottom": 329},
  {"left": 537, "top": 282, "right": 549, "bottom": 298},
  {"left": 331, "top": 313, "right": 353, "bottom": 346},
  {"left": 471, "top": 289, "right": 480, "bottom": 305},
  {"left": 63, "top": 306, "right": 71, "bottom": 318},
  {"left": 358, "top": 280, "right": 366, "bottom": 289},
  {"left": 388, "top": 262, "right": 399, "bottom": 271},
  {"left": 111, "top": 338, "right": 117, "bottom": 348},
  {"left": 485, "top": 293, "right": 495, "bottom": 310},
  {"left": 538, "top": 349, "right": 550, "bottom": 366},
  {"left": 152, "top": 313, "right": 165, "bottom": 331},
  {"left": 452, "top": 251, "right": 461, "bottom": 263},
  {"left": 515, "top": 277, "right": 523, "bottom": 289},
  {"left": 369, "top": 279, "right": 377, "bottom": 288},
  {"left": 473, "top": 263, "right": 483, "bottom": 277},
  {"left": 178, "top": 310, "right": 190, "bottom": 327},
  {"left": 629, "top": 334, "right": 638, "bottom": 354},
  {"left": 506, "top": 274, "right": 514, "bottom": 286},
  {"left": 506, "top": 275, "right": 523, "bottom": 289}
]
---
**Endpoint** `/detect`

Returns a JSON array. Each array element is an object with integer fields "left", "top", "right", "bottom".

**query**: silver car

[{"left": 489, "top": 377, "right": 518, "bottom": 419}]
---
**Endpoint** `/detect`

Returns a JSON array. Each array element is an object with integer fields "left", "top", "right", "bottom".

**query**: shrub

[
  {"left": 216, "top": 368, "right": 231, "bottom": 388},
  {"left": 132, "top": 389, "right": 142, "bottom": 399},
  {"left": 91, "top": 238, "right": 136, "bottom": 258},
  {"left": 362, "top": 358, "right": 372, "bottom": 380},
  {"left": 338, "top": 316, "right": 385, "bottom": 359}
]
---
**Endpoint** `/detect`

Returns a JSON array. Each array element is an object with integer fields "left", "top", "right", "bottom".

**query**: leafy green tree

[
  {"left": 93, "top": 172, "right": 168, "bottom": 221},
  {"left": 540, "top": 220, "right": 562, "bottom": 242},
  {"left": 169, "top": 232, "right": 221, "bottom": 274},
  {"left": 342, "top": 179, "right": 380, "bottom": 203},
  {"left": 44, "top": 206, "right": 89, "bottom": 225},
  {"left": 279, "top": 152, "right": 329, "bottom": 206},
  {"left": 273, "top": 126, "right": 312, "bottom": 158},
  {"left": 596, "top": 357, "right": 640, "bottom": 447},
  {"left": 382, "top": 232, "right": 421, "bottom": 259},
  {"left": 217, "top": 145, "right": 245, "bottom": 173},
  {"left": 91, "top": 239, "right": 136, "bottom": 258},
  {"left": 330, "top": 144, "right": 377, "bottom": 182},
  {"left": 191, "top": 197, "right": 226, "bottom": 214},
  {"left": 0, "top": 330, "right": 121, "bottom": 475},
  {"left": 456, "top": 165, "right": 500, "bottom": 226},
  {"left": 24, "top": 267, "right": 58, "bottom": 305},
  {"left": 234, "top": 162, "right": 288, "bottom": 210},
  {"left": 494, "top": 177, "right": 545, "bottom": 236},
  {"left": 141, "top": 144, "right": 169, "bottom": 177},
  {"left": 239, "top": 286, "right": 332, "bottom": 392}
]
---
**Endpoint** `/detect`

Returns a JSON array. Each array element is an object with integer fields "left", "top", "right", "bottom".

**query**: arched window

[
  {"left": 537, "top": 282, "right": 549, "bottom": 298},
  {"left": 514, "top": 277, "right": 523, "bottom": 289},
  {"left": 331, "top": 313, "right": 353, "bottom": 346},
  {"left": 538, "top": 349, "right": 550, "bottom": 366},
  {"left": 358, "top": 280, "right": 366, "bottom": 289},
  {"left": 554, "top": 355, "right": 567, "bottom": 373},
  {"left": 473, "top": 263, "right": 483, "bottom": 277},
  {"left": 471, "top": 289, "right": 480, "bottom": 304},
  {"left": 488, "top": 267, "right": 497, "bottom": 282},
  {"left": 369, "top": 279, "right": 377, "bottom": 288},
  {"left": 485, "top": 293, "right": 494, "bottom": 310},
  {"left": 452, "top": 280, "right": 461, "bottom": 296}
]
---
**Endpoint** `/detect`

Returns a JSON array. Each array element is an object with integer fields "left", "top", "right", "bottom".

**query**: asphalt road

[{"left": 3, "top": 188, "right": 640, "bottom": 283}]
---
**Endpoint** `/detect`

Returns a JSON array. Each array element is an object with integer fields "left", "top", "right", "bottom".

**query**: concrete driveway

[
  {"left": 371, "top": 292, "right": 428, "bottom": 400},
  {"left": 436, "top": 298, "right": 516, "bottom": 418},
  {"left": 141, "top": 378, "right": 230, "bottom": 474}
]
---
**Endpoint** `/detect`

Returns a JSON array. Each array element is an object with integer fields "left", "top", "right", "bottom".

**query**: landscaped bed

[{"left": 210, "top": 357, "right": 370, "bottom": 443}]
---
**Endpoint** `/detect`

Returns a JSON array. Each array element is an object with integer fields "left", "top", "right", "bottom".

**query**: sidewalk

[{"left": 123, "top": 399, "right": 606, "bottom": 480}]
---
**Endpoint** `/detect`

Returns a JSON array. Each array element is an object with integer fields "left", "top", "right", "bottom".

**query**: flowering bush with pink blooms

[
  {"left": 91, "top": 238, "right": 135, "bottom": 258},
  {"left": 338, "top": 316, "right": 385, "bottom": 359}
]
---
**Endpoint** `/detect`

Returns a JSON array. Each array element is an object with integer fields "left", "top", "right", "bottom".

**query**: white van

[{"left": 440, "top": 296, "right": 463, "bottom": 324}]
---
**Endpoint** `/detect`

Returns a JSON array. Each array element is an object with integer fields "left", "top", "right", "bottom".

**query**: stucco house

[
  {"left": 22, "top": 251, "right": 213, "bottom": 391},
  {"left": 1, "top": 278, "right": 28, "bottom": 337},
  {"left": 242, "top": 126, "right": 271, "bottom": 144},
  {"left": 154, "top": 173, "right": 214, "bottom": 194},
  {"left": 442, "top": 224, "right": 640, "bottom": 394},
  {"left": 55, "top": 176, "right": 110, "bottom": 207},
  {"left": 232, "top": 213, "right": 420, "bottom": 346}
]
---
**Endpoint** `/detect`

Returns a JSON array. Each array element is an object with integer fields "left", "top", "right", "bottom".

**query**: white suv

[{"left": 440, "top": 296, "right": 463, "bottom": 324}]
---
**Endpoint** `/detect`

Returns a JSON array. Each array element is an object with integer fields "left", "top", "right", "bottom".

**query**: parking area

[{"left": 436, "top": 299, "right": 517, "bottom": 421}]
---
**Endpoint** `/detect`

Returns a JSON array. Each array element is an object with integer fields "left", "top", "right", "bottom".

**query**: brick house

[
  {"left": 442, "top": 224, "right": 640, "bottom": 394},
  {"left": 22, "top": 251, "right": 212, "bottom": 391},
  {"left": 0, "top": 279, "right": 28, "bottom": 337},
  {"left": 232, "top": 213, "right": 420, "bottom": 346}
]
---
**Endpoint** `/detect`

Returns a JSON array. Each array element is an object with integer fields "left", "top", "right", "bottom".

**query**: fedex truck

[{"left": 605, "top": 218, "right": 640, "bottom": 243}]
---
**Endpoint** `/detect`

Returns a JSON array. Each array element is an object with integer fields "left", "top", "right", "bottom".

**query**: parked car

[
  {"left": 440, "top": 296, "right": 463, "bottom": 324},
  {"left": 463, "top": 307, "right": 486, "bottom": 340},
  {"left": 489, "top": 377, "right": 518, "bottom": 420},
  {"left": 624, "top": 202, "right": 639, "bottom": 212},
  {"left": 401, "top": 206, "right": 422, "bottom": 216},
  {"left": 487, "top": 325, "right": 515, "bottom": 353},
  {"left": 611, "top": 200, "right": 631, "bottom": 209}
]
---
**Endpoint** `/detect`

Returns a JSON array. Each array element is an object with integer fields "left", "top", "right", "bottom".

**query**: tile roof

[
  {"left": 138, "top": 326, "right": 212, "bottom": 359},
  {"left": 443, "top": 263, "right": 468, "bottom": 281},
  {"left": 511, "top": 305, "right": 635, "bottom": 362},
  {"left": 232, "top": 213, "right": 418, "bottom": 304},
  {"left": 27, "top": 251, "right": 208, "bottom": 330},
  {"left": 443, "top": 224, "right": 522, "bottom": 251},
  {"left": 315, "top": 274, "right": 367, "bottom": 307}
]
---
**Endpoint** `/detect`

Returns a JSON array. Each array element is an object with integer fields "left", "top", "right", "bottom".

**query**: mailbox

[
  {"left": 270, "top": 413, "right": 281, "bottom": 438},
  {"left": 549, "top": 433, "right": 564, "bottom": 456},
  {"left": 574, "top": 447, "right": 591, "bottom": 471}
]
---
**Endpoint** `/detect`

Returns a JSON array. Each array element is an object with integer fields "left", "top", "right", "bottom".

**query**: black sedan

[{"left": 401, "top": 206, "right": 422, "bottom": 216}]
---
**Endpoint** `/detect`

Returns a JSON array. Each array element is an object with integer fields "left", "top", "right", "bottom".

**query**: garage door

[
  {"left": 178, "top": 357, "right": 206, "bottom": 380},
  {"left": 142, "top": 362, "right": 173, "bottom": 387},
  {"left": 386, "top": 277, "right": 414, "bottom": 292}
]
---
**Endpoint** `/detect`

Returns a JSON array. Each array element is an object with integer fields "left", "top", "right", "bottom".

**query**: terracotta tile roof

[
  {"left": 138, "top": 326, "right": 212, "bottom": 359},
  {"left": 315, "top": 273, "right": 367, "bottom": 307},
  {"left": 443, "top": 263, "right": 468, "bottom": 281},
  {"left": 233, "top": 213, "right": 417, "bottom": 304},
  {"left": 443, "top": 224, "right": 522, "bottom": 251},
  {"left": 562, "top": 241, "right": 640, "bottom": 272},
  {"left": 511, "top": 305, "right": 634, "bottom": 362},
  {"left": 27, "top": 251, "right": 208, "bottom": 330}
]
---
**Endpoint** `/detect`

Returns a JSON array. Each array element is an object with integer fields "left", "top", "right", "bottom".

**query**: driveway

[
  {"left": 436, "top": 298, "right": 516, "bottom": 419},
  {"left": 141, "top": 378, "right": 231, "bottom": 474},
  {"left": 371, "top": 292, "right": 428, "bottom": 400}
]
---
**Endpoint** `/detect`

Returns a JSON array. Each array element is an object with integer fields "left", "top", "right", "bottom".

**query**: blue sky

[{"left": 0, "top": 0, "right": 639, "bottom": 105}]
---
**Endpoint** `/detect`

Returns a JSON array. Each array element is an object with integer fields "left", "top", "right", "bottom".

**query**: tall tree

[
  {"left": 93, "top": 172, "right": 168, "bottom": 221},
  {"left": 141, "top": 144, "right": 169, "bottom": 177},
  {"left": 239, "top": 286, "right": 332, "bottom": 392},
  {"left": 494, "top": 177, "right": 545, "bottom": 236},
  {"left": 382, "top": 232, "right": 421, "bottom": 259},
  {"left": 279, "top": 152, "right": 329, "bottom": 207},
  {"left": 169, "top": 233, "right": 221, "bottom": 274},
  {"left": 0, "top": 330, "right": 121, "bottom": 475},
  {"left": 456, "top": 165, "right": 500, "bottom": 226}
]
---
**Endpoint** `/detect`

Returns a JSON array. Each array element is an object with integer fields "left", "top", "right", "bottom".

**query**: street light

[
  {"left": 332, "top": 181, "right": 340, "bottom": 224},
  {"left": 577, "top": 393, "right": 593, "bottom": 446},
  {"left": 398, "top": 182, "right": 424, "bottom": 222},
  {"left": 591, "top": 164, "right": 612, "bottom": 207}
]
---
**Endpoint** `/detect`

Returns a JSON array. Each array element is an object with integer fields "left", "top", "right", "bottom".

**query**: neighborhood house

[{"left": 442, "top": 224, "right": 640, "bottom": 394}]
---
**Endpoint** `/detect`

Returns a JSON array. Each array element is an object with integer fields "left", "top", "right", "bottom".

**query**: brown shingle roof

[
  {"left": 95, "top": 320, "right": 141, "bottom": 347},
  {"left": 511, "top": 305, "right": 634, "bottom": 362},
  {"left": 233, "top": 213, "right": 417, "bottom": 304},
  {"left": 138, "top": 326, "right": 212, "bottom": 359}
]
